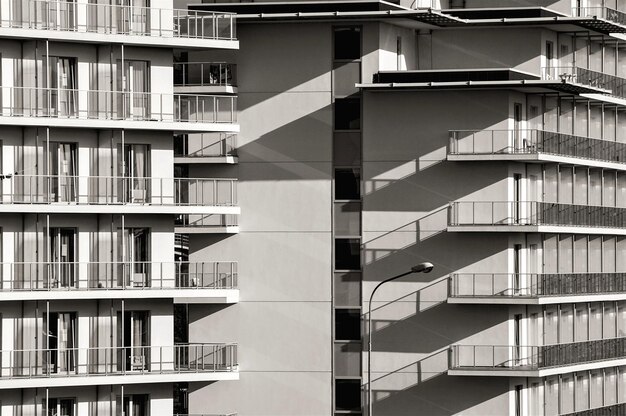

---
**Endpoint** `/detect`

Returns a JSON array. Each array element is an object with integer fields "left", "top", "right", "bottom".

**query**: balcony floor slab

[
  {"left": 0, "top": 205, "right": 240, "bottom": 215},
  {"left": 0, "top": 288, "right": 239, "bottom": 303},
  {"left": 174, "top": 156, "right": 239, "bottom": 164},
  {"left": 449, "top": 357, "right": 626, "bottom": 377},
  {"left": 447, "top": 225, "right": 626, "bottom": 236},
  {"left": 175, "top": 226, "right": 240, "bottom": 234},
  {"left": 0, "top": 371, "right": 239, "bottom": 389},
  {"left": 448, "top": 293, "right": 626, "bottom": 305},
  {"left": 174, "top": 86, "right": 237, "bottom": 94},
  {"left": 0, "top": 27, "right": 239, "bottom": 50},
  {"left": 0, "top": 116, "right": 239, "bottom": 133},
  {"left": 448, "top": 153, "right": 626, "bottom": 171}
]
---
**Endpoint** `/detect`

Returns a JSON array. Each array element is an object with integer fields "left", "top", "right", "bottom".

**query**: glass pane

[
  {"left": 335, "top": 202, "right": 361, "bottom": 237},
  {"left": 333, "top": 132, "right": 361, "bottom": 166},
  {"left": 334, "top": 342, "right": 361, "bottom": 377},
  {"left": 334, "top": 272, "right": 361, "bottom": 307},
  {"left": 333, "top": 62, "right": 360, "bottom": 97}
]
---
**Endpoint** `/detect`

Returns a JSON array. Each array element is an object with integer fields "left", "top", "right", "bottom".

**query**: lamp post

[{"left": 367, "top": 262, "right": 434, "bottom": 416}]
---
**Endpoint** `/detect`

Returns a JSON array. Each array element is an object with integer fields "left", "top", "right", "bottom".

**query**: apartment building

[
  {"left": 178, "top": 0, "right": 626, "bottom": 415},
  {"left": 0, "top": 1, "right": 240, "bottom": 415}
]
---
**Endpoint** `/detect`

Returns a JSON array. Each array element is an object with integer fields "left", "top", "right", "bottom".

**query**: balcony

[
  {"left": 449, "top": 337, "right": 626, "bottom": 377},
  {"left": 174, "top": 63, "right": 237, "bottom": 94},
  {"left": 0, "top": 261, "right": 238, "bottom": 303},
  {"left": 174, "top": 133, "right": 238, "bottom": 164},
  {"left": 448, "top": 129, "right": 626, "bottom": 170},
  {"left": 573, "top": 6, "right": 626, "bottom": 32},
  {"left": 543, "top": 66, "right": 626, "bottom": 99},
  {"left": 449, "top": 272, "right": 626, "bottom": 304},
  {"left": 0, "top": 86, "right": 237, "bottom": 132},
  {"left": 0, "top": 175, "right": 239, "bottom": 215},
  {"left": 0, "top": 343, "right": 238, "bottom": 388},
  {"left": 0, "top": 1, "right": 237, "bottom": 48},
  {"left": 449, "top": 201, "right": 626, "bottom": 235}
]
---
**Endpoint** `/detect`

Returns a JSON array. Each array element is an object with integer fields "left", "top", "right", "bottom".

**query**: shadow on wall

[
  {"left": 368, "top": 279, "right": 505, "bottom": 354},
  {"left": 363, "top": 214, "right": 506, "bottom": 282},
  {"left": 371, "top": 358, "right": 509, "bottom": 416}
]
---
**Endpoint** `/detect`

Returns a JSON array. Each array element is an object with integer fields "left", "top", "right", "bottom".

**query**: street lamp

[{"left": 367, "top": 262, "right": 434, "bottom": 416}]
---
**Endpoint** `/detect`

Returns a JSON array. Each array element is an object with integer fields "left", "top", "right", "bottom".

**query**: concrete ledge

[
  {"left": 0, "top": 371, "right": 239, "bottom": 389},
  {"left": 448, "top": 225, "right": 626, "bottom": 236},
  {"left": 175, "top": 226, "right": 240, "bottom": 234},
  {"left": 448, "top": 153, "right": 626, "bottom": 171},
  {"left": 0, "top": 116, "right": 239, "bottom": 133},
  {"left": 448, "top": 358, "right": 626, "bottom": 377},
  {"left": 449, "top": 293, "right": 626, "bottom": 305},
  {"left": 0, "top": 204, "right": 240, "bottom": 215},
  {"left": 0, "top": 27, "right": 239, "bottom": 50},
  {"left": 174, "top": 156, "right": 239, "bottom": 164},
  {"left": 0, "top": 289, "right": 239, "bottom": 303}
]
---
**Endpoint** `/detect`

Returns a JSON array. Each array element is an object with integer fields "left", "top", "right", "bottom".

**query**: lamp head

[{"left": 411, "top": 262, "right": 434, "bottom": 274}]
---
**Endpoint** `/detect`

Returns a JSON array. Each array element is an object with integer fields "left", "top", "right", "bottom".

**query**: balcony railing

[
  {"left": 450, "top": 272, "right": 626, "bottom": 298},
  {"left": 573, "top": 6, "right": 626, "bottom": 27},
  {"left": 543, "top": 66, "right": 626, "bottom": 97},
  {"left": 1, "top": 1, "right": 236, "bottom": 40},
  {"left": 562, "top": 403, "right": 626, "bottom": 416},
  {"left": 175, "top": 133, "right": 237, "bottom": 158},
  {"left": 450, "top": 337, "right": 626, "bottom": 370},
  {"left": 449, "top": 129, "right": 626, "bottom": 164},
  {"left": 174, "top": 63, "right": 237, "bottom": 87},
  {"left": 1, "top": 175, "right": 237, "bottom": 207},
  {"left": 0, "top": 261, "right": 237, "bottom": 291},
  {"left": 0, "top": 343, "right": 237, "bottom": 379},
  {"left": 0, "top": 86, "right": 237, "bottom": 124},
  {"left": 449, "top": 201, "right": 626, "bottom": 229}
]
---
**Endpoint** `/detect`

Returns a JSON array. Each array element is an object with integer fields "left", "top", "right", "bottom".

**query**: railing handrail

[
  {"left": 1, "top": 85, "right": 233, "bottom": 99},
  {"left": 3, "top": 342, "right": 237, "bottom": 354},
  {"left": 453, "top": 336, "right": 626, "bottom": 349}
]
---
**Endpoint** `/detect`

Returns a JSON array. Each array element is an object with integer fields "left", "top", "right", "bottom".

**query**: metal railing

[
  {"left": 0, "top": 343, "right": 237, "bottom": 378},
  {"left": 562, "top": 403, "right": 626, "bottom": 416},
  {"left": 175, "top": 133, "right": 237, "bottom": 158},
  {"left": 543, "top": 66, "right": 626, "bottom": 97},
  {"left": 450, "top": 337, "right": 626, "bottom": 370},
  {"left": 174, "top": 63, "right": 237, "bottom": 87},
  {"left": 176, "top": 214, "right": 239, "bottom": 228},
  {"left": 0, "top": 261, "right": 237, "bottom": 291},
  {"left": 449, "top": 201, "right": 626, "bottom": 229},
  {"left": 0, "top": 86, "right": 236, "bottom": 124},
  {"left": 1, "top": 1, "right": 236, "bottom": 40},
  {"left": 449, "top": 272, "right": 626, "bottom": 298},
  {"left": 449, "top": 129, "right": 626, "bottom": 163},
  {"left": 0, "top": 175, "right": 237, "bottom": 207},
  {"left": 573, "top": 6, "right": 626, "bottom": 27}
]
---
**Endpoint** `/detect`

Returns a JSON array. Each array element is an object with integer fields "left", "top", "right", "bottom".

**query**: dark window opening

[
  {"left": 334, "top": 27, "right": 361, "bottom": 61},
  {"left": 335, "top": 309, "right": 361, "bottom": 342},
  {"left": 335, "top": 238, "right": 360, "bottom": 270},
  {"left": 335, "top": 98, "right": 361, "bottom": 130},
  {"left": 335, "top": 379, "right": 362, "bottom": 411},
  {"left": 335, "top": 168, "right": 360, "bottom": 200}
]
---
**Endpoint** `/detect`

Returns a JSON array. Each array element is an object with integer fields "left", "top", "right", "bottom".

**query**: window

[
  {"left": 334, "top": 27, "right": 361, "bottom": 61},
  {"left": 335, "top": 98, "right": 361, "bottom": 130},
  {"left": 335, "top": 168, "right": 360, "bottom": 200},
  {"left": 334, "top": 202, "right": 361, "bottom": 237},
  {"left": 334, "top": 272, "right": 361, "bottom": 307},
  {"left": 335, "top": 238, "right": 360, "bottom": 270},
  {"left": 333, "top": 132, "right": 361, "bottom": 166},
  {"left": 335, "top": 379, "right": 362, "bottom": 411},
  {"left": 334, "top": 342, "right": 361, "bottom": 377},
  {"left": 335, "top": 309, "right": 361, "bottom": 341}
]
